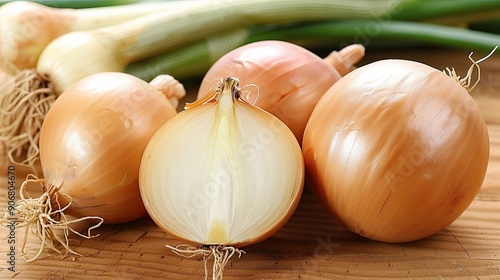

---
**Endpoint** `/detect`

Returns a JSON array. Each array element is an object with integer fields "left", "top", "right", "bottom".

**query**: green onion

[
  {"left": 0, "top": 0, "right": 140, "bottom": 8},
  {"left": 391, "top": 0, "right": 500, "bottom": 23},
  {"left": 265, "top": 20, "right": 500, "bottom": 52},
  {"left": 0, "top": 0, "right": 198, "bottom": 74},
  {"left": 127, "top": 20, "right": 500, "bottom": 81}
]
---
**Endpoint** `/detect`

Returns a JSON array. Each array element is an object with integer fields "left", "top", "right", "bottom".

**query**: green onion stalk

[
  {"left": 390, "top": 0, "right": 500, "bottom": 23},
  {"left": 126, "top": 20, "right": 500, "bottom": 81},
  {"left": 0, "top": 0, "right": 141, "bottom": 8}
]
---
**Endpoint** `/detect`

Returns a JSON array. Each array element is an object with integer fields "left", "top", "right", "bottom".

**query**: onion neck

[{"left": 218, "top": 77, "right": 241, "bottom": 108}]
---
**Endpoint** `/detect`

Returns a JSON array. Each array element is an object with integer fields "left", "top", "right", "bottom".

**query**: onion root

[
  {"left": 0, "top": 174, "right": 104, "bottom": 262},
  {"left": 444, "top": 45, "right": 498, "bottom": 92},
  {"left": 0, "top": 70, "right": 56, "bottom": 168},
  {"left": 166, "top": 244, "right": 246, "bottom": 280}
]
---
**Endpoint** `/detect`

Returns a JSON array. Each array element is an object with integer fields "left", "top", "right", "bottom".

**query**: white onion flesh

[{"left": 140, "top": 77, "right": 304, "bottom": 246}]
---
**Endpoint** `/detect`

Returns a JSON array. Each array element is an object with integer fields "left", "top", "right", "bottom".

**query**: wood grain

[{"left": 1, "top": 48, "right": 499, "bottom": 280}]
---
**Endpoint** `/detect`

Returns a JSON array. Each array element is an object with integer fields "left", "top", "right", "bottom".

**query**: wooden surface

[{"left": 1, "top": 48, "right": 499, "bottom": 279}]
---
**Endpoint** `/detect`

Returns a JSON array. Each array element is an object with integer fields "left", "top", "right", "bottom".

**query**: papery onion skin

[
  {"left": 39, "top": 72, "right": 178, "bottom": 224},
  {"left": 302, "top": 59, "right": 489, "bottom": 243},
  {"left": 197, "top": 40, "right": 355, "bottom": 143},
  {"left": 140, "top": 77, "right": 304, "bottom": 247}
]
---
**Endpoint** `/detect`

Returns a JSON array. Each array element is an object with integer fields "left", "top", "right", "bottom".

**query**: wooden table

[{"left": 1, "top": 48, "right": 499, "bottom": 279}]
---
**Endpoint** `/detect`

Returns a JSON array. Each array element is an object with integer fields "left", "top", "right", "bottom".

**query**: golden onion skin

[
  {"left": 302, "top": 59, "right": 489, "bottom": 243},
  {"left": 39, "top": 72, "right": 177, "bottom": 224}
]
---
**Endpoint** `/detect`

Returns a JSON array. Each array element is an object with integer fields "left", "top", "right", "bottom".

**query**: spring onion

[
  {"left": 0, "top": 0, "right": 141, "bottom": 9},
  {"left": 127, "top": 19, "right": 500, "bottom": 81},
  {"left": 0, "top": 0, "right": 196, "bottom": 74}
]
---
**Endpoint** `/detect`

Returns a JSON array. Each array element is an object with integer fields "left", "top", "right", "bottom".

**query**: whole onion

[
  {"left": 302, "top": 59, "right": 489, "bottom": 243},
  {"left": 198, "top": 40, "right": 364, "bottom": 143},
  {"left": 1, "top": 72, "right": 183, "bottom": 261}
]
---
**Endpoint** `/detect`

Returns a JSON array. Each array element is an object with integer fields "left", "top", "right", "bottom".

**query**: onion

[
  {"left": 197, "top": 40, "right": 365, "bottom": 143},
  {"left": 0, "top": 72, "right": 183, "bottom": 261},
  {"left": 140, "top": 77, "right": 304, "bottom": 279},
  {"left": 302, "top": 53, "right": 492, "bottom": 243}
]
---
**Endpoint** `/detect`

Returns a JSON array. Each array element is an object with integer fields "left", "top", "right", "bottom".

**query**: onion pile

[
  {"left": 302, "top": 55, "right": 491, "bottom": 243},
  {"left": 1, "top": 28, "right": 493, "bottom": 279}
]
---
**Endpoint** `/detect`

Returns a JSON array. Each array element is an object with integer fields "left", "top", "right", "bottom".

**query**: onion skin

[
  {"left": 302, "top": 59, "right": 489, "bottom": 243},
  {"left": 197, "top": 40, "right": 357, "bottom": 143},
  {"left": 39, "top": 72, "right": 177, "bottom": 224}
]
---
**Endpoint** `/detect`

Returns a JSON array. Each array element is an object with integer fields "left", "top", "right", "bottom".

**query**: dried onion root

[
  {"left": 443, "top": 46, "right": 498, "bottom": 92},
  {"left": 0, "top": 174, "right": 103, "bottom": 262},
  {"left": 167, "top": 244, "right": 246, "bottom": 280},
  {"left": 0, "top": 70, "right": 55, "bottom": 168}
]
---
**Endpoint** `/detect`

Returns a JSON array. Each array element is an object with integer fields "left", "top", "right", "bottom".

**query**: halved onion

[{"left": 140, "top": 77, "right": 304, "bottom": 278}]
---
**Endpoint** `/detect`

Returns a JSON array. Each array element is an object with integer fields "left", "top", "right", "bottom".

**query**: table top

[{"left": 1, "top": 48, "right": 499, "bottom": 279}]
